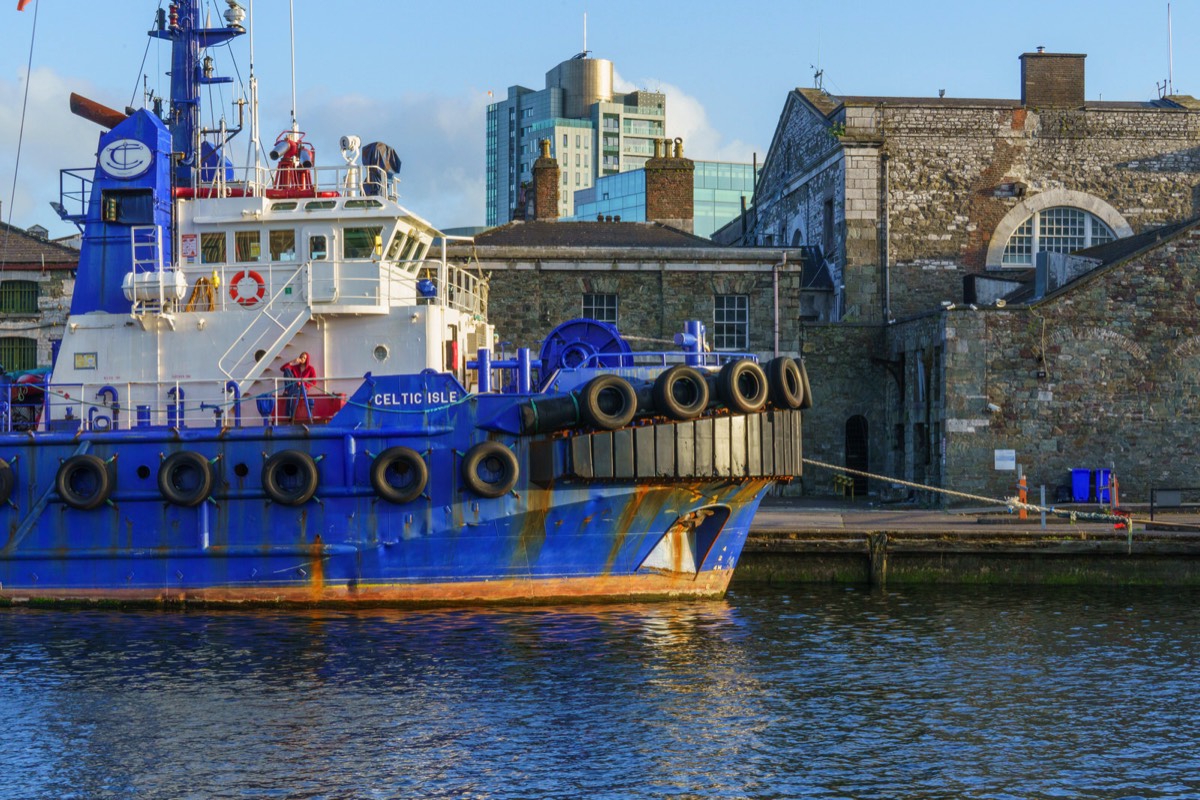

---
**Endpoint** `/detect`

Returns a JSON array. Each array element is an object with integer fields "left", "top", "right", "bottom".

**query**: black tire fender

[
  {"left": 461, "top": 441, "right": 519, "bottom": 498},
  {"left": 262, "top": 449, "right": 319, "bottom": 506},
  {"left": 579, "top": 374, "right": 637, "bottom": 430},
  {"left": 717, "top": 359, "right": 769, "bottom": 414},
  {"left": 56, "top": 453, "right": 114, "bottom": 510},
  {"left": 158, "top": 451, "right": 215, "bottom": 508},
  {"left": 766, "top": 356, "right": 804, "bottom": 409},
  {"left": 371, "top": 446, "right": 428, "bottom": 504},
  {"left": 652, "top": 365, "right": 710, "bottom": 420},
  {"left": 797, "top": 358, "right": 813, "bottom": 410}
]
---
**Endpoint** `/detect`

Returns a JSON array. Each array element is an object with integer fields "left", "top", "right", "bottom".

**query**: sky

[{"left": 1, "top": 0, "right": 1196, "bottom": 238}]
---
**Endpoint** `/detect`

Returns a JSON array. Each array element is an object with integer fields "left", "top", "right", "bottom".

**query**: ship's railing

[
  {"left": 185, "top": 163, "right": 401, "bottom": 202},
  {"left": 0, "top": 375, "right": 377, "bottom": 434},
  {"left": 166, "top": 255, "right": 483, "bottom": 317},
  {"left": 575, "top": 350, "right": 761, "bottom": 369},
  {"left": 415, "top": 258, "right": 489, "bottom": 318},
  {"left": 57, "top": 168, "right": 93, "bottom": 221}
]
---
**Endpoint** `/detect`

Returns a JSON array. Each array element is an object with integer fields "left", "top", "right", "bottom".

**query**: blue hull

[{"left": 0, "top": 398, "right": 790, "bottom": 604}]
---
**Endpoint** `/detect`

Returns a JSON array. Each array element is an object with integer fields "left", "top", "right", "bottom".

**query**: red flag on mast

[{"left": 17, "top": 0, "right": 32, "bottom": 10}]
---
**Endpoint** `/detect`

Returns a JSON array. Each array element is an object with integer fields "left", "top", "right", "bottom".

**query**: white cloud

[
  {"left": 0, "top": 67, "right": 103, "bottom": 237},
  {"left": 0, "top": 71, "right": 491, "bottom": 236},
  {"left": 262, "top": 87, "right": 490, "bottom": 230},
  {"left": 613, "top": 70, "right": 758, "bottom": 164}
]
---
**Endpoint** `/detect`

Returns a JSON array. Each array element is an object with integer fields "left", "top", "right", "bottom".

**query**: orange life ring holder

[{"left": 230, "top": 270, "right": 266, "bottom": 306}]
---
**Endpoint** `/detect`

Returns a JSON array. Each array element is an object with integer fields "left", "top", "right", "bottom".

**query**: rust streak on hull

[{"left": 0, "top": 568, "right": 736, "bottom": 607}]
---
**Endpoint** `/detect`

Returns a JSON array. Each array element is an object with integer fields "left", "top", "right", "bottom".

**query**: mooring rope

[{"left": 801, "top": 457, "right": 1146, "bottom": 528}]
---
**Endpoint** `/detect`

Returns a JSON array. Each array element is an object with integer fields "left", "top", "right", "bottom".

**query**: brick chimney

[
  {"left": 644, "top": 137, "right": 695, "bottom": 233},
  {"left": 530, "top": 138, "right": 560, "bottom": 221},
  {"left": 1020, "top": 49, "right": 1086, "bottom": 108}
]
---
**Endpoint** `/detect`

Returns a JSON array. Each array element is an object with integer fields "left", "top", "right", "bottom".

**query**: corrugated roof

[{"left": 0, "top": 222, "right": 78, "bottom": 270}]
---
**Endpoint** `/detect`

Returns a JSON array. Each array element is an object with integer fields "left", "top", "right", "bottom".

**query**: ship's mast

[{"left": 149, "top": 0, "right": 246, "bottom": 188}]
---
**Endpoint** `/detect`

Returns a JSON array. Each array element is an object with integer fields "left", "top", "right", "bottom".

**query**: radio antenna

[{"left": 1168, "top": 2, "right": 1175, "bottom": 96}]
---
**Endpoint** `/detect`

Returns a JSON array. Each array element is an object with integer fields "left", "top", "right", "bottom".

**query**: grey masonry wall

[
  {"left": 754, "top": 92, "right": 1200, "bottom": 323},
  {"left": 744, "top": 72, "right": 1200, "bottom": 501},
  {"left": 473, "top": 247, "right": 809, "bottom": 357},
  {"left": 915, "top": 223, "right": 1200, "bottom": 505}
]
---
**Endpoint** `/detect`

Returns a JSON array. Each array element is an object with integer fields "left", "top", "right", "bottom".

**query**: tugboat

[{"left": 0, "top": 1, "right": 809, "bottom": 604}]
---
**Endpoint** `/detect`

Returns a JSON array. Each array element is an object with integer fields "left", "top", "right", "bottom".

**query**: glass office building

[
  {"left": 570, "top": 161, "right": 758, "bottom": 239},
  {"left": 485, "top": 55, "right": 667, "bottom": 226}
]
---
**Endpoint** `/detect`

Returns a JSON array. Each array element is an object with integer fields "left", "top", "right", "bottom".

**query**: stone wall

[
  {"left": 0, "top": 270, "right": 73, "bottom": 368},
  {"left": 754, "top": 92, "right": 1200, "bottom": 322},
  {"left": 937, "top": 224, "right": 1200, "bottom": 504},
  {"left": 797, "top": 323, "right": 889, "bottom": 495},
  {"left": 476, "top": 249, "right": 809, "bottom": 358}
]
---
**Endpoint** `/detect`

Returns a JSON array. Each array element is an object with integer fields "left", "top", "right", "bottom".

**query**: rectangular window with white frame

[
  {"left": 713, "top": 294, "right": 749, "bottom": 350},
  {"left": 582, "top": 293, "right": 618, "bottom": 324}
]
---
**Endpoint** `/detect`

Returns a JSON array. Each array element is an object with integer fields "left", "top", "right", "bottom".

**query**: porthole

[{"left": 373, "top": 345, "right": 389, "bottom": 362}]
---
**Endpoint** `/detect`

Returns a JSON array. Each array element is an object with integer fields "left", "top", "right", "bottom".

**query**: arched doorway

[{"left": 845, "top": 415, "right": 869, "bottom": 496}]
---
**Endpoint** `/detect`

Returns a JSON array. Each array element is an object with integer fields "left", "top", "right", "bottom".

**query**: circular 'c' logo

[{"left": 99, "top": 139, "right": 153, "bottom": 179}]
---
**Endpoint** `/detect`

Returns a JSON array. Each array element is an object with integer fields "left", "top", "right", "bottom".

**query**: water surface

[{"left": 1, "top": 586, "right": 1196, "bottom": 799}]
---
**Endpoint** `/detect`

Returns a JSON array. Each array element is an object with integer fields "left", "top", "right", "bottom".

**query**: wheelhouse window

[
  {"left": 0, "top": 280, "right": 38, "bottom": 314},
  {"left": 235, "top": 231, "right": 261, "bottom": 262},
  {"left": 582, "top": 293, "right": 618, "bottom": 324},
  {"left": 1002, "top": 206, "right": 1116, "bottom": 265},
  {"left": 386, "top": 232, "right": 408, "bottom": 261},
  {"left": 343, "top": 227, "right": 383, "bottom": 259},
  {"left": 713, "top": 294, "right": 749, "bottom": 351},
  {"left": 309, "top": 235, "right": 327, "bottom": 260},
  {"left": 100, "top": 189, "right": 154, "bottom": 224},
  {"left": 269, "top": 229, "right": 296, "bottom": 261},
  {"left": 200, "top": 232, "right": 225, "bottom": 264}
]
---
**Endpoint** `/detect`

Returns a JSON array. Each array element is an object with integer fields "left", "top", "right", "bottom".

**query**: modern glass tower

[
  {"left": 486, "top": 54, "right": 667, "bottom": 226},
  {"left": 569, "top": 161, "right": 759, "bottom": 239}
]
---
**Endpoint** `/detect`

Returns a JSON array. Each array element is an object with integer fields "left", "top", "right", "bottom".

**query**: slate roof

[
  {"left": 0, "top": 222, "right": 78, "bottom": 271},
  {"left": 995, "top": 217, "right": 1200, "bottom": 305},
  {"left": 470, "top": 220, "right": 720, "bottom": 249},
  {"left": 795, "top": 87, "right": 1200, "bottom": 117}
]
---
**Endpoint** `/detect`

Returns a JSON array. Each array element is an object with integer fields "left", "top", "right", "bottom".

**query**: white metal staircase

[{"left": 218, "top": 268, "right": 313, "bottom": 389}]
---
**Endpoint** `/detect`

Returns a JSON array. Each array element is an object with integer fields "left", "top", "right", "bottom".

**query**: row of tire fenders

[
  {"left": 525, "top": 357, "right": 810, "bottom": 432},
  {"left": 0, "top": 357, "right": 808, "bottom": 512},
  {"left": 0, "top": 441, "right": 513, "bottom": 513}
]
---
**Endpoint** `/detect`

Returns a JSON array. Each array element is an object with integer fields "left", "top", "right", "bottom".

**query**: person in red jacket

[{"left": 281, "top": 352, "right": 317, "bottom": 419}]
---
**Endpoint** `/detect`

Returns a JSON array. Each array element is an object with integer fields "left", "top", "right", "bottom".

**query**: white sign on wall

[{"left": 994, "top": 449, "right": 1017, "bottom": 471}]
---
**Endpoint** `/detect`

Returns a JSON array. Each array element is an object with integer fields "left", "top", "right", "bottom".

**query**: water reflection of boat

[{"left": 0, "top": 1, "right": 806, "bottom": 606}]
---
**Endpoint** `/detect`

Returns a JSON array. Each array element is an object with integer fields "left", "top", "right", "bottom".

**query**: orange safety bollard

[
  {"left": 1112, "top": 475, "right": 1126, "bottom": 530},
  {"left": 1018, "top": 473, "right": 1027, "bottom": 521}
]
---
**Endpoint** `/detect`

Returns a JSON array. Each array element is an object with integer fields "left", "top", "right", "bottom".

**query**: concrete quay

[{"left": 735, "top": 496, "right": 1200, "bottom": 587}]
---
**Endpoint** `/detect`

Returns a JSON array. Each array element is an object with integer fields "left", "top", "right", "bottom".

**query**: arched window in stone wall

[
  {"left": 1001, "top": 207, "right": 1115, "bottom": 265},
  {"left": 985, "top": 189, "right": 1132, "bottom": 269}
]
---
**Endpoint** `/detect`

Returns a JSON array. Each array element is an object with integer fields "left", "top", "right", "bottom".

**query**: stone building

[
  {"left": 927, "top": 220, "right": 1200, "bottom": 504},
  {"left": 454, "top": 137, "right": 830, "bottom": 375},
  {"left": 0, "top": 222, "right": 77, "bottom": 370},
  {"left": 738, "top": 50, "right": 1200, "bottom": 502}
]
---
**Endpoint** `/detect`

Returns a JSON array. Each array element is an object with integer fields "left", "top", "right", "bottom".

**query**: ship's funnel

[{"left": 70, "top": 93, "right": 129, "bottom": 130}]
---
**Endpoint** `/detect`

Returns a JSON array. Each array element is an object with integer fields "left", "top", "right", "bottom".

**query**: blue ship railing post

[
  {"left": 517, "top": 349, "right": 533, "bottom": 393},
  {"left": 225, "top": 381, "right": 242, "bottom": 427},
  {"left": 474, "top": 348, "right": 493, "bottom": 393}
]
